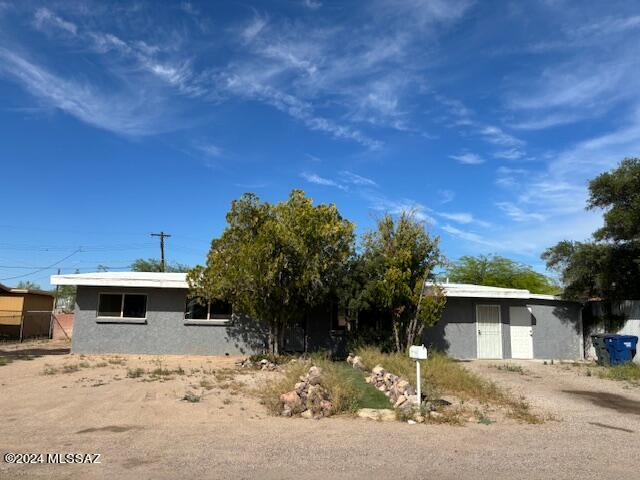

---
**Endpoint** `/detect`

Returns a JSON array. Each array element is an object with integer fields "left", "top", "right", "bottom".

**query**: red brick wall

[{"left": 52, "top": 313, "right": 74, "bottom": 339}]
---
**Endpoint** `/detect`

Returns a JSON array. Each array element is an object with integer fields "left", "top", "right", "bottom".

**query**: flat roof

[
  {"left": 51, "top": 272, "right": 568, "bottom": 302},
  {"left": 0, "top": 282, "right": 54, "bottom": 297},
  {"left": 50, "top": 272, "right": 189, "bottom": 289},
  {"left": 428, "top": 282, "right": 566, "bottom": 301}
]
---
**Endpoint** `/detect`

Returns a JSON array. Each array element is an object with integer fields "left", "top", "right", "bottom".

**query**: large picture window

[
  {"left": 98, "top": 293, "right": 147, "bottom": 319},
  {"left": 185, "top": 297, "right": 232, "bottom": 322}
]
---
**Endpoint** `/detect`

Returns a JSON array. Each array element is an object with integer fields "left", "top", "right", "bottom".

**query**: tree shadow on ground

[
  {"left": 563, "top": 389, "right": 640, "bottom": 415},
  {"left": 0, "top": 347, "right": 70, "bottom": 359}
]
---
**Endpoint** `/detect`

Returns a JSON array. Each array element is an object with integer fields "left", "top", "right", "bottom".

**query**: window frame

[
  {"left": 96, "top": 292, "right": 148, "bottom": 323},
  {"left": 184, "top": 297, "right": 232, "bottom": 326}
]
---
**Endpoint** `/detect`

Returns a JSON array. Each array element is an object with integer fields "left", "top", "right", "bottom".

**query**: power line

[
  {"left": 0, "top": 249, "right": 82, "bottom": 281},
  {"left": 150, "top": 232, "right": 171, "bottom": 272}
]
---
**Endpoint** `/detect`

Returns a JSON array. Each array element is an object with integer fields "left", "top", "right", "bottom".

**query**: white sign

[{"left": 409, "top": 344, "right": 428, "bottom": 360}]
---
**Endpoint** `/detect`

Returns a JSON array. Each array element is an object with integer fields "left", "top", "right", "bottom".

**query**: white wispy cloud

[
  {"left": 495, "top": 202, "right": 545, "bottom": 222},
  {"left": 33, "top": 7, "right": 77, "bottom": 35},
  {"left": 441, "top": 224, "right": 497, "bottom": 248},
  {"left": 438, "top": 189, "right": 455, "bottom": 204},
  {"left": 300, "top": 172, "right": 346, "bottom": 190},
  {"left": 0, "top": 47, "right": 168, "bottom": 136},
  {"left": 437, "top": 212, "right": 490, "bottom": 228},
  {"left": 303, "top": 0, "right": 322, "bottom": 10},
  {"left": 340, "top": 171, "right": 377, "bottom": 186},
  {"left": 493, "top": 148, "right": 525, "bottom": 160},
  {"left": 450, "top": 152, "right": 484, "bottom": 165}
]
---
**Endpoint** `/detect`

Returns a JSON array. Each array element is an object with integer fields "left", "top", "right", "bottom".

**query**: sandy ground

[{"left": 1, "top": 341, "right": 640, "bottom": 480}]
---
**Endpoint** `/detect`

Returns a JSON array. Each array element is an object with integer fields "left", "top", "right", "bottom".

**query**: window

[
  {"left": 330, "top": 303, "right": 347, "bottom": 331},
  {"left": 98, "top": 293, "right": 147, "bottom": 319},
  {"left": 185, "top": 297, "right": 232, "bottom": 322}
]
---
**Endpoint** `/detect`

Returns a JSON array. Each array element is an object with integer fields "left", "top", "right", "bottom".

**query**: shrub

[
  {"left": 355, "top": 346, "right": 542, "bottom": 424},
  {"left": 127, "top": 367, "right": 145, "bottom": 378},
  {"left": 598, "top": 363, "right": 640, "bottom": 383},
  {"left": 182, "top": 391, "right": 201, "bottom": 403}
]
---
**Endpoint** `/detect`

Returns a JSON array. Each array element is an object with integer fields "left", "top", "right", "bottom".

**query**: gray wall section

[
  {"left": 72, "top": 286, "right": 268, "bottom": 355},
  {"left": 530, "top": 300, "right": 582, "bottom": 360},
  {"left": 422, "top": 297, "right": 582, "bottom": 360}
]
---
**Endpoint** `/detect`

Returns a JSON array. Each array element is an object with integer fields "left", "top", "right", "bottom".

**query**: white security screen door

[
  {"left": 476, "top": 305, "right": 503, "bottom": 359},
  {"left": 510, "top": 306, "right": 533, "bottom": 359}
]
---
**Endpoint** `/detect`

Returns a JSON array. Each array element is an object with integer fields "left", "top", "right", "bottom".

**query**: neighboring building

[
  {"left": 0, "top": 283, "right": 55, "bottom": 340},
  {"left": 51, "top": 272, "right": 584, "bottom": 360},
  {"left": 422, "top": 283, "right": 583, "bottom": 360}
]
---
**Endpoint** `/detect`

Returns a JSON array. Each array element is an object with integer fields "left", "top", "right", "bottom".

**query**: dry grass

[
  {"left": 258, "top": 359, "right": 362, "bottom": 416},
  {"left": 355, "top": 347, "right": 542, "bottom": 424},
  {"left": 598, "top": 362, "right": 640, "bottom": 384}
]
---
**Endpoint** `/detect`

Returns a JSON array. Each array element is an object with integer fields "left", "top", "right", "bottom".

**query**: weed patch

[
  {"left": 491, "top": 363, "right": 527, "bottom": 375},
  {"left": 598, "top": 363, "right": 640, "bottom": 384},
  {"left": 356, "top": 346, "right": 543, "bottom": 424},
  {"left": 127, "top": 367, "right": 145, "bottom": 378},
  {"left": 182, "top": 391, "right": 201, "bottom": 403},
  {"left": 0, "top": 356, "right": 13, "bottom": 366}
]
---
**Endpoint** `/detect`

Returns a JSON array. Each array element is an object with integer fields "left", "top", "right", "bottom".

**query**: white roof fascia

[
  {"left": 426, "top": 282, "right": 563, "bottom": 301},
  {"left": 50, "top": 272, "right": 189, "bottom": 289}
]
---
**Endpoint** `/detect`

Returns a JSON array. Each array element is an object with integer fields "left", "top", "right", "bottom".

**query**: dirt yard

[{"left": 1, "top": 341, "right": 640, "bottom": 480}]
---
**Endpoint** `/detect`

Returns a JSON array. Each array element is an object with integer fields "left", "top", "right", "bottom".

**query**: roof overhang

[
  {"left": 50, "top": 272, "right": 189, "bottom": 289},
  {"left": 427, "top": 282, "right": 567, "bottom": 302}
]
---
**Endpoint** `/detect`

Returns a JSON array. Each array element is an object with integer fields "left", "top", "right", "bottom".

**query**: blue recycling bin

[{"left": 603, "top": 335, "right": 638, "bottom": 365}]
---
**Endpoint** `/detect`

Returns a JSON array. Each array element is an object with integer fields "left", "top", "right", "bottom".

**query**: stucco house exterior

[{"left": 51, "top": 272, "right": 584, "bottom": 360}]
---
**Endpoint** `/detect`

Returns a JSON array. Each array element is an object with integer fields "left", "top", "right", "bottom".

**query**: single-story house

[
  {"left": 0, "top": 283, "right": 55, "bottom": 340},
  {"left": 50, "top": 272, "right": 584, "bottom": 360},
  {"left": 422, "top": 283, "right": 583, "bottom": 360}
]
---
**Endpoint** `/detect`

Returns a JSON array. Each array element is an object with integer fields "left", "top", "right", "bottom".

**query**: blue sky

[{"left": 1, "top": 0, "right": 639, "bottom": 288}]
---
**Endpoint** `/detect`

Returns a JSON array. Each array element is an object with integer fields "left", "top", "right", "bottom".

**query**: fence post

[{"left": 19, "top": 313, "right": 24, "bottom": 343}]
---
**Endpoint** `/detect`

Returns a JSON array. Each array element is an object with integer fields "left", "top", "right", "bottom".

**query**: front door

[
  {"left": 510, "top": 306, "right": 533, "bottom": 359},
  {"left": 476, "top": 305, "right": 503, "bottom": 359}
]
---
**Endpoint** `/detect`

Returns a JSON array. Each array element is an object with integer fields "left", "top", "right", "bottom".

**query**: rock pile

[
  {"left": 364, "top": 364, "right": 417, "bottom": 408},
  {"left": 280, "top": 366, "right": 333, "bottom": 419},
  {"left": 346, "top": 354, "right": 366, "bottom": 370},
  {"left": 235, "top": 358, "right": 279, "bottom": 371}
]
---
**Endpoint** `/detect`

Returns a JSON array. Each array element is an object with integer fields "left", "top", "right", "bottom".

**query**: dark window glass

[
  {"left": 185, "top": 298, "right": 208, "bottom": 320},
  {"left": 331, "top": 303, "right": 347, "bottom": 330},
  {"left": 98, "top": 294, "right": 122, "bottom": 317},
  {"left": 122, "top": 294, "right": 147, "bottom": 318},
  {"left": 209, "top": 299, "right": 232, "bottom": 319}
]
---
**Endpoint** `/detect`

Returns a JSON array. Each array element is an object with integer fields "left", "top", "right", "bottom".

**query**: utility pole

[{"left": 150, "top": 231, "right": 171, "bottom": 272}]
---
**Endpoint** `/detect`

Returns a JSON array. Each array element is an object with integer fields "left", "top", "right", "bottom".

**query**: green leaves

[
  {"left": 446, "top": 254, "right": 559, "bottom": 295},
  {"left": 188, "top": 190, "right": 355, "bottom": 354}
]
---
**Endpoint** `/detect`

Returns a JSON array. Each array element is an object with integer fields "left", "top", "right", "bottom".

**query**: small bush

[
  {"left": 108, "top": 357, "right": 126, "bottom": 365},
  {"left": 127, "top": 367, "right": 145, "bottom": 378},
  {"left": 491, "top": 363, "right": 526, "bottom": 375},
  {"left": 598, "top": 363, "right": 640, "bottom": 383},
  {"left": 79, "top": 361, "right": 91, "bottom": 368},
  {"left": 182, "top": 391, "right": 201, "bottom": 403},
  {"left": 0, "top": 356, "right": 13, "bottom": 366},
  {"left": 62, "top": 364, "right": 80, "bottom": 373},
  {"left": 42, "top": 365, "right": 57, "bottom": 375},
  {"left": 200, "top": 378, "right": 215, "bottom": 390}
]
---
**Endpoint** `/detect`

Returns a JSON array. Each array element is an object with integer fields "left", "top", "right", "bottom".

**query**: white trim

[
  {"left": 427, "top": 282, "right": 571, "bottom": 302},
  {"left": 51, "top": 272, "right": 188, "bottom": 289},
  {"left": 476, "top": 304, "right": 503, "bottom": 359},
  {"left": 96, "top": 292, "right": 148, "bottom": 321}
]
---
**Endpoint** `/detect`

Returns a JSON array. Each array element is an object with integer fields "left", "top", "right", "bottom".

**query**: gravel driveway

[{"left": 1, "top": 343, "right": 639, "bottom": 480}]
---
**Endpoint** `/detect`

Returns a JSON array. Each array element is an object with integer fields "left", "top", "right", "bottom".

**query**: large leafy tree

[
  {"left": 445, "top": 254, "right": 559, "bottom": 294},
  {"left": 188, "top": 190, "right": 355, "bottom": 354},
  {"left": 358, "top": 213, "right": 444, "bottom": 352},
  {"left": 131, "top": 258, "right": 190, "bottom": 273},
  {"left": 543, "top": 158, "right": 640, "bottom": 301}
]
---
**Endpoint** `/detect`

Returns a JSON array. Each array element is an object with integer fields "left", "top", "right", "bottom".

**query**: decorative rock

[
  {"left": 301, "top": 409, "right": 313, "bottom": 419},
  {"left": 280, "top": 390, "right": 301, "bottom": 408},
  {"left": 372, "top": 364, "right": 385, "bottom": 375},
  {"left": 429, "top": 411, "right": 443, "bottom": 419},
  {"left": 393, "top": 395, "right": 407, "bottom": 408},
  {"left": 356, "top": 408, "right": 396, "bottom": 421},
  {"left": 351, "top": 356, "right": 366, "bottom": 371},
  {"left": 415, "top": 415, "right": 425, "bottom": 423},
  {"left": 281, "top": 406, "right": 292, "bottom": 417},
  {"left": 407, "top": 420, "right": 416, "bottom": 425},
  {"left": 346, "top": 354, "right": 355, "bottom": 365},
  {"left": 294, "top": 382, "right": 306, "bottom": 393}
]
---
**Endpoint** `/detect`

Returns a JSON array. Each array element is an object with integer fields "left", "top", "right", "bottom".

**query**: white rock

[
  {"left": 407, "top": 420, "right": 416, "bottom": 425},
  {"left": 356, "top": 408, "right": 396, "bottom": 422}
]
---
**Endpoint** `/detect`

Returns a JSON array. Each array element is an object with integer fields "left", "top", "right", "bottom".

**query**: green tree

[
  {"left": 131, "top": 258, "right": 190, "bottom": 273},
  {"left": 445, "top": 254, "right": 559, "bottom": 294},
  {"left": 358, "top": 212, "right": 444, "bottom": 352},
  {"left": 15, "top": 281, "right": 41, "bottom": 290},
  {"left": 543, "top": 158, "right": 640, "bottom": 301},
  {"left": 188, "top": 190, "right": 355, "bottom": 355}
]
